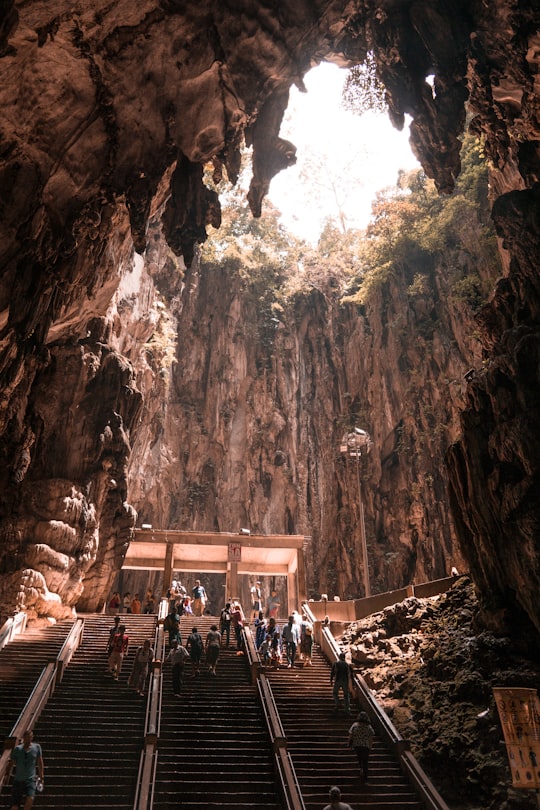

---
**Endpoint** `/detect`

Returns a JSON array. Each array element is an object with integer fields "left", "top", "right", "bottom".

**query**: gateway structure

[{"left": 124, "top": 528, "right": 308, "bottom": 615}]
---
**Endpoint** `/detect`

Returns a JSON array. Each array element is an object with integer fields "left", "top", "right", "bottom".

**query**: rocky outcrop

[
  {"left": 0, "top": 1, "right": 539, "bottom": 629},
  {"left": 340, "top": 577, "right": 540, "bottom": 809}
]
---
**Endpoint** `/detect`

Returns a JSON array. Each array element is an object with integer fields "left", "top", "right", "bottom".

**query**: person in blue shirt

[
  {"left": 191, "top": 579, "right": 207, "bottom": 616},
  {"left": 10, "top": 729, "right": 44, "bottom": 809}
]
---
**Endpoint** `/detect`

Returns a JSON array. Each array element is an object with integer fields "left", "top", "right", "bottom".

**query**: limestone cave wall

[{"left": 0, "top": 1, "right": 539, "bottom": 636}]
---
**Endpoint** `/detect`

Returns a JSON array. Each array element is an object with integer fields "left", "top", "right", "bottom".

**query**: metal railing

[
  {"left": 133, "top": 614, "right": 163, "bottom": 810},
  {"left": 0, "top": 618, "right": 85, "bottom": 789},
  {"left": 304, "top": 605, "right": 449, "bottom": 810},
  {"left": 244, "top": 619, "right": 306, "bottom": 810},
  {"left": 0, "top": 611, "right": 27, "bottom": 651}
]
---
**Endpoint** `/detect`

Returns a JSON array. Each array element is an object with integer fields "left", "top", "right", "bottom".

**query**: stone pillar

[
  {"left": 297, "top": 545, "right": 307, "bottom": 604},
  {"left": 227, "top": 562, "right": 239, "bottom": 603},
  {"left": 287, "top": 570, "right": 297, "bottom": 615},
  {"left": 163, "top": 542, "right": 174, "bottom": 596}
]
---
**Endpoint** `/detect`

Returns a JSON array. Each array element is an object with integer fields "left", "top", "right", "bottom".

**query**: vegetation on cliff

[{"left": 187, "top": 133, "right": 502, "bottom": 599}]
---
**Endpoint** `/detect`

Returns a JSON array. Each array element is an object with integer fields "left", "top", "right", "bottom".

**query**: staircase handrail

[
  {"left": 275, "top": 746, "right": 307, "bottom": 810},
  {"left": 0, "top": 662, "right": 57, "bottom": 787},
  {"left": 153, "top": 616, "right": 167, "bottom": 667},
  {"left": 133, "top": 739, "right": 158, "bottom": 810},
  {"left": 257, "top": 674, "right": 287, "bottom": 748},
  {"left": 257, "top": 674, "right": 305, "bottom": 810},
  {"left": 157, "top": 598, "right": 169, "bottom": 623},
  {"left": 400, "top": 750, "right": 451, "bottom": 810},
  {"left": 0, "top": 611, "right": 27, "bottom": 651},
  {"left": 242, "top": 625, "right": 260, "bottom": 684},
  {"left": 247, "top": 623, "right": 306, "bottom": 810},
  {"left": 133, "top": 617, "right": 163, "bottom": 810},
  {"left": 55, "top": 618, "right": 84, "bottom": 684},
  {"left": 320, "top": 626, "right": 450, "bottom": 810}
]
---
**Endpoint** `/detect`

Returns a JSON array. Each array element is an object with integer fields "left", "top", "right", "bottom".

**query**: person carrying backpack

[
  {"left": 166, "top": 640, "right": 189, "bottom": 696},
  {"left": 108, "top": 624, "right": 129, "bottom": 680},
  {"left": 186, "top": 626, "right": 204, "bottom": 675},
  {"left": 164, "top": 609, "right": 181, "bottom": 647},
  {"left": 331, "top": 652, "right": 353, "bottom": 714}
]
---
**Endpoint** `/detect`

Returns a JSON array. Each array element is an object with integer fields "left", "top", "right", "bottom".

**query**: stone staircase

[
  {"left": 25, "top": 614, "right": 156, "bottom": 809},
  {"left": 1, "top": 614, "right": 428, "bottom": 810},
  {"left": 265, "top": 641, "right": 422, "bottom": 810},
  {"left": 0, "top": 618, "right": 75, "bottom": 738},
  {"left": 152, "top": 614, "right": 281, "bottom": 810}
]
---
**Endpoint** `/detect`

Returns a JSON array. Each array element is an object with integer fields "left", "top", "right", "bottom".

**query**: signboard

[
  {"left": 493, "top": 687, "right": 540, "bottom": 789},
  {"left": 228, "top": 542, "right": 241, "bottom": 562}
]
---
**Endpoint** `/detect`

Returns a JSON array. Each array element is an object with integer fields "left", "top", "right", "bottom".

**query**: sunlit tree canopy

[{"left": 342, "top": 52, "right": 388, "bottom": 116}]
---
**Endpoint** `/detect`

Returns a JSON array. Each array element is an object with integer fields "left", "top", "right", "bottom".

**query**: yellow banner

[{"left": 493, "top": 687, "right": 540, "bottom": 789}]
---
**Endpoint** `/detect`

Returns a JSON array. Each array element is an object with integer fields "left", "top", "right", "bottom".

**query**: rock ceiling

[{"left": 0, "top": 1, "right": 539, "bottom": 635}]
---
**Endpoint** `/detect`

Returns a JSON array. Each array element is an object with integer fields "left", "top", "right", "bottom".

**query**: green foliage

[
  {"left": 407, "top": 273, "right": 429, "bottom": 298},
  {"left": 343, "top": 132, "right": 499, "bottom": 307},
  {"left": 143, "top": 303, "right": 177, "bottom": 372},
  {"left": 450, "top": 273, "right": 484, "bottom": 309}
]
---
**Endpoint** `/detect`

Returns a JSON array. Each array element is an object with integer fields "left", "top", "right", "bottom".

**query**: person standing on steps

[
  {"left": 9, "top": 729, "right": 44, "bottom": 810},
  {"left": 143, "top": 589, "right": 155, "bottom": 614},
  {"left": 123, "top": 591, "right": 132, "bottom": 614},
  {"left": 220, "top": 602, "right": 232, "bottom": 647},
  {"left": 128, "top": 638, "right": 154, "bottom": 696},
  {"left": 164, "top": 605, "right": 182, "bottom": 648},
  {"left": 254, "top": 611, "right": 267, "bottom": 649},
  {"left": 231, "top": 602, "right": 244, "bottom": 650},
  {"left": 166, "top": 640, "right": 190, "bottom": 697},
  {"left": 300, "top": 618, "right": 314, "bottom": 666},
  {"left": 186, "top": 626, "right": 204, "bottom": 676},
  {"left": 331, "top": 652, "right": 353, "bottom": 713},
  {"left": 267, "top": 589, "right": 280, "bottom": 619},
  {"left": 322, "top": 786, "right": 354, "bottom": 810},
  {"left": 205, "top": 624, "right": 221, "bottom": 675},
  {"left": 108, "top": 591, "right": 121, "bottom": 614},
  {"left": 250, "top": 580, "right": 263, "bottom": 620},
  {"left": 106, "top": 615, "right": 121, "bottom": 656},
  {"left": 348, "top": 711, "right": 375, "bottom": 784},
  {"left": 281, "top": 614, "right": 301, "bottom": 668},
  {"left": 108, "top": 623, "right": 129, "bottom": 680},
  {"left": 191, "top": 579, "right": 207, "bottom": 617}
]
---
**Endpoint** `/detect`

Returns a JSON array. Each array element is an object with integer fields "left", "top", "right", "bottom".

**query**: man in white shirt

[{"left": 250, "top": 580, "right": 263, "bottom": 619}]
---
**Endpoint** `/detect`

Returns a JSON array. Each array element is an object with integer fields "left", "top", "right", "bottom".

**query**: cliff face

[
  {"left": 0, "top": 1, "right": 539, "bottom": 634},
  {"left": 122, "top": 216, "right": 487, "bottom": 606}
]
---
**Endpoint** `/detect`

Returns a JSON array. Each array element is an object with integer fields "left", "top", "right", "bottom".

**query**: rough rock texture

[
  {"left": 340, "top": 577, "right": 540, "bottom": 810},
  {"left": 124, "top": 238, "right": 482, "bottom": 605},
  {"left": 0, "top": 1, "right": 539, "bottom": 630}
]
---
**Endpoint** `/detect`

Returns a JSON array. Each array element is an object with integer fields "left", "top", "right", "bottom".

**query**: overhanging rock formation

[{"left": 0, "top": 1, "right": 539, "bottom": 634}]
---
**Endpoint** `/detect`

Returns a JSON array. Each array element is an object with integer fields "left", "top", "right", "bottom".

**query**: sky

[{"left": 266, "top": 62, "right": 421, "bottom": 244}]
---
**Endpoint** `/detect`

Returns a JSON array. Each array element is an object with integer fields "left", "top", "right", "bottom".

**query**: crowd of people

[
  {"left": 107, "top": 588, "right": 155, "bottom": 615},
  {"left": 8, "top": 577, "right": 372, "bottom": 810},
  {"left": 250, "top": 609, "right": 314, "bottom": 669}
]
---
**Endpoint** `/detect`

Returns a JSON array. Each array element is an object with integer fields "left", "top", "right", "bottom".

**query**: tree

[{"left": 342, "top": 52, "right": 388, "bottom": 116}]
